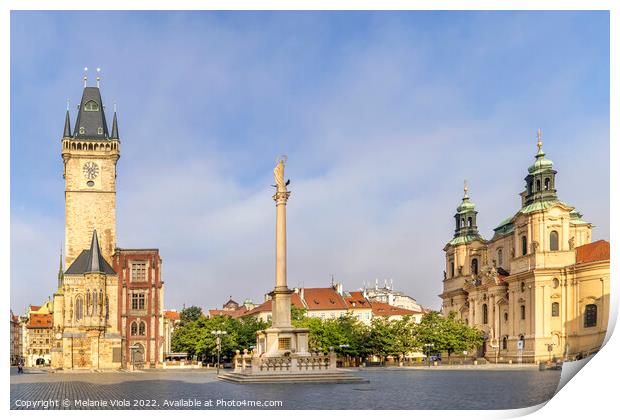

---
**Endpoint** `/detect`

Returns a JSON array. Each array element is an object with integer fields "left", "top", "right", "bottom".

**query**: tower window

[
  {"left": 131, "top": 292, "right": 146, "bottom": 310},
  {"left": 131, "top": 262, "right": 147, "bottom": 282},
  {"left": 504, "top": 312, "right": 508, "bottom": 322},
  {"left": 130, "top": 321, "right": 138, "bottom": 336},
  {"left": 75, "top": 296, "right": 84, "bottom": 321},
  {"left": 502, "top": 336, "right": 508, "bottom": 350},
  {"left": 552, "top": 302, "right": 560, "bottom": 317},
  {"left": 528, "top": 182, "right": 533, "bottom": 194},
  {"left": 467, "top": 217, "right": 472, "bottom": 227},
  {"left": 520, "top": 305, "right": 526, "bottom": 320},
  {"left": 520, "top": 282, "right": 526, "bottom": 293},
  {"left": 84, "top": 100, "right": 100, "bottom": 111},
  {"left": 544, "top": 178, "right": 551, "bottom": 190},
  {"left": 450, "top": 261, "right": 455, "bottom": 278},
  {"left": 536, "top": 179, "right": 541, "bottom": 191},
  {"left": 521, "top": 235, "right": 527, "bottom": 256},
  {"left": 482, "top": 304, "right": 488, "bottom": 324},
  {"left": 550, "top": 230, "right": 559, "bottom": 251},
  {"left": 97, "top": 127, "right": 103, "bottom": 135},
  {"left": 471, "top": 258, "right": 478, "bottom": 275},
  {"left": 497, "top": 249, "right": 503, "bottom": 267},
  {"left": 139, "top": 321, "right": 146, "bottom": 336},
  {"left": 584, "top": 304, "right": 597, "bottom": 328},
  {"left": 79, "top": 127, "right": 85, "bottom": 134}
]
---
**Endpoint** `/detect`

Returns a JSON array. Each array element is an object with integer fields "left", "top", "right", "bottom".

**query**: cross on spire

[
  {"left": 463, "top": 179, "right": 469, "bottom": 199},
  {"left": 537, "top": 128, "right": 542, "bottom": 153}
]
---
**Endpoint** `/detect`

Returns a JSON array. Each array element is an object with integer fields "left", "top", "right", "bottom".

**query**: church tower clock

[{"left": 61, "top": 77, "right": 120, "bottom": 267}]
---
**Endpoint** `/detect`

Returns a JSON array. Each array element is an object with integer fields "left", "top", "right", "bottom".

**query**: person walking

[{"left": 17, "top": 359, "right": 24, "bottom": 374}]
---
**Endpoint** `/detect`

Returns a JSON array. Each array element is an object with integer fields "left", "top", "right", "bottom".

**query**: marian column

[{"left": 272, "top": 157, "right": 292, "bottom": 328}]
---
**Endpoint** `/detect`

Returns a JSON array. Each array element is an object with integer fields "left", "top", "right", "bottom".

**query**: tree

[{"left": 180, "top": 306, "right": 203, "bottom": 324}]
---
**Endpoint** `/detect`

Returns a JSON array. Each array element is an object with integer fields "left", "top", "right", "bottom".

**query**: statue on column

[{"left": 273, "top": 156, "right": 290, "bottom": 193}]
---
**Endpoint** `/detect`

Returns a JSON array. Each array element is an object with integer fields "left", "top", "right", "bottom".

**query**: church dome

[{"left": 528, "top": 152, "right": 554, "bottom": 174}]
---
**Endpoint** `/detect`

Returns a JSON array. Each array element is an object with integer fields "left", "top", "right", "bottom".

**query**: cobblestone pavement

[{"left": 10, "top": 367, "right": 561, "bottom": 410}]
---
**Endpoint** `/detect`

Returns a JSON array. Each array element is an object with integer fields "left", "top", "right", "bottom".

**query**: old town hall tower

[{"left": 62, "top": 81, "right": 120, "bottom": 266}]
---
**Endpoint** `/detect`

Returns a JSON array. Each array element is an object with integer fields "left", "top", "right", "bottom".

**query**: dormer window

[
  {"left": 84, "top": 100, "right": 99, "bottom": 111},
  {"left": 79, "top": 127, "right": 85, "bottom": 134},
  {"left": 97, "top": 127, "right": 103, "bottom": 135}
]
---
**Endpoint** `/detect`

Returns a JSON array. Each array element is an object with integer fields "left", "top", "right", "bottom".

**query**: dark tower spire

[
  {"left": 73, "top": 85, "right": 109, "bottom": 139},
  {"left": 86, "top": 230, "right": 106, "bottom": 273},
  {"left": 111, "top": 108, "right": 119, "bottom": 139},
  {"left": 63, "top": 107, "right": 72, "bottom": 138}
]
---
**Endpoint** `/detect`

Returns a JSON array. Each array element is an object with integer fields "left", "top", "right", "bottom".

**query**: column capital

[{"left": 273, "top": 191, "right": 291, "bottom": 204}]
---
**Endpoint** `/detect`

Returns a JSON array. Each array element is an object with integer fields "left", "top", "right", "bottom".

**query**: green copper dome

[
  {"left": 528, "top": 150, "right": 554, "bottom": 174},
  {"left": 457, "top": 198, "right": 476, "bottom": 213}
]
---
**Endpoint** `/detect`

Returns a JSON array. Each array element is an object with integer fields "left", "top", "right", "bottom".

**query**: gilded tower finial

[
  {"left": 96, "top": 67, "right": 101, "bottom": 88},
  {"left": 463, "top": 179, "right": 469, "bottom": 199},
  {"left": 537, "top": 128, "right": 542, "bottom": 153},
  {"left": 66, "top": 98, "right": 69, "bottom": 111},
  {"left": 83, "top": 67, "right": 88, "bottom": 87}
]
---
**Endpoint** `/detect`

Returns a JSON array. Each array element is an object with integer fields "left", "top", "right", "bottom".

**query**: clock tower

[{"left": 61, "top": 82, "right": 120, "bottom": 267}]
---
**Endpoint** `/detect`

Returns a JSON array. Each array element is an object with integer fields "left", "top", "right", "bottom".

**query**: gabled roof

[
  {"left": 369, "top": 301, "right": 420, "bottom": 317},
  {"left": 242, "top": 292, "right": 306, "bottom": 317},
  {"left": 302, "top": 287, "right": 348, "bottom": 310},
  {"left": 344, "top": 291, "right": 372, "bottom": 309},
  {"left": 65, "top": 230, "right": 115, "bottom": 275},
  {"left": 576, "top": 240, "right": 610, "bottom": 264}
]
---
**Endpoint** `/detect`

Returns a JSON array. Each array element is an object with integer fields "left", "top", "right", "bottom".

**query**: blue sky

[{"left": 10, "top": 11, "right": 609, "bottom": 313}]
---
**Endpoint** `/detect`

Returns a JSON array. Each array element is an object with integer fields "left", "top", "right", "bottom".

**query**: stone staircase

[{"left": 218, "top": 370, "right": 368, "bottom": 384}]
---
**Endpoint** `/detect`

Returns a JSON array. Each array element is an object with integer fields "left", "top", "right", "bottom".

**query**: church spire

[
  {"left": 453, "top": 180, "right": 481, "bottom": 239},
  {"left": 86, "top": 230, "right": 105, "bottom": 273},
  {"left": 63, "top": 107, "right": 72, "bottom": 138},
  {"left": 524, "top": 128, "right": 557, "bottom": 206},
  {"left": 111, "top": 107, "right": 119, "bottom": 139},
  {"left": 57, "top": 247, "right": 64, "bottom": 289}
]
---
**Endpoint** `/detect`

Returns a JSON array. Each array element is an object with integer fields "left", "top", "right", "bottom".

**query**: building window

[
  {"left": 520, "top": 305, "right": 526, "bottom": 320},
  {"left": 471, "top": 258, "right": 478, "bottom": 276},
  {"left": 132, "top": 293, "right": 146, "bottom": 310},
  {"left": 450, "top": 261, "right": 455, "bottom": 278},
  {"left": 584, "top": 304, "right": 597, "bottom": 328},
  {"left": 521, "top": 236, "right": 527, "bottom": 256},
  {"left": 497, "top": 249, "right": 503, "bottom": 267},
  {"left": 544, "top": 178, "right": 551, "bottom": 190},
  {"left": 528, "top": 182, "right": 532, "bottom": 194},
  {"left": 130, "top": 322, "right": 138, "bottom": 336},
  {"left": 92, "top": 290, "right": 98, "bottom": 315},
  {"left": 75, "top": 296, "right": 83, "bottom": 321},
  {"left": 139, "top": 321, "right": 146, "bottom": 336},
  {"left": 79, "top": 127, "right": 85, "bottom": 134},
  {"left": 467, "top": 217, "right": 472, "bottom": 227},
  {"left": 84, "top": 100, "right": 99, "bottom": 111},
  {"left": 97, "top": 127, "right": 103, "bottom": 135},
  {"left": 131, "top": 262, "right": 147, "bottom": 282},
  {"left": 550, "top": 230, "right": 559, "bottom": 251},
  {"left": 552, "top": 302, "right": 560, "bottom": 317},
  {"left": 504, "top": 312, "right": 508, "bottom": 322},
  {"left": 536, "top": 179, "right": 541, "bottom": 191},
  {"left": 502, "top": 336, "right": 508, "bottom": 350},
  {"left": 520, "top": 282, "right": 526, "bottom": 293},
  {"left": 482, "top": 304, "right": 488, "bottom": 324}
]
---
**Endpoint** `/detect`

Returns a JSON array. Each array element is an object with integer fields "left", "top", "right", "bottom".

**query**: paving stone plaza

[{"left": 11, "top": 367, "right": 561, "bottom": 410}]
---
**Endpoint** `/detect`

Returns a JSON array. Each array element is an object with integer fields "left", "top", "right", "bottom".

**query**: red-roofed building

[
  {"left": 576, "top": 240, "right": 610, "bottom": 264},
  {"left": 25, "top": 311, "right": 53, "bottom": 367},
  {"left": 369, "top": 300, "right": 424, "bottom": 322}
]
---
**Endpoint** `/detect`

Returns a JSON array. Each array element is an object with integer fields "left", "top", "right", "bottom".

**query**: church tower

[{"left": 61, "top": 74, "right": 120, "bottom": 267}]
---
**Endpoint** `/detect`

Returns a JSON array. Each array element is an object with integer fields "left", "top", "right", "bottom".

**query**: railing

[{"left": 233, "top": 350, "right": 337, "bottom": 374}]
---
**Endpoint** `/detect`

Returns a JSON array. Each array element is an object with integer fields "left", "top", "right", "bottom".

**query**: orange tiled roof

[
  {"left": 370, "top": 301, "right": 418, "bottom": 317},
  {"left": 576, "top": 240, "right": 610, "bottom": 264},
  {"left": 28, "top": 313, "right": 52, "bottom": 328},
  {"left": 29, "top": 305, "right": 41, "bottom": 312},
  {"left": 345, "top": 291, "right": 372, "bottom": 309},
  {"left": 164, "top": 310, "right": 180, "bottom": 320},
  {"left": 302, "top": 287, "right": 348, "bottom": 310},
  {"left": 242, "top": 292, "right": 305, "bottom": 317}
]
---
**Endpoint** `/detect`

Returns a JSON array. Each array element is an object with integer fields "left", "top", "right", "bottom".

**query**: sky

[{"left": 10, "top": 11, "right": 609, "bottom": 314}]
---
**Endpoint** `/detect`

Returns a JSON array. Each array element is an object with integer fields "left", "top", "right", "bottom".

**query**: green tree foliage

[{"left": 179, "top": 306, "right": 203, "bottom": 324}]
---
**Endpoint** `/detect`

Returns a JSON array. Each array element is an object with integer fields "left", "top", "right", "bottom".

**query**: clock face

[
  {"left": 55, "top": 333, "right": 62, "bottom": 340},
  {"left": 83, "top": 161, "right": 99, "bottom": 180}
]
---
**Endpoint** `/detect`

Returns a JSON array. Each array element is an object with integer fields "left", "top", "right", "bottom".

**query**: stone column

[{"left": 271, "top": 163, "right": 292, "bottom": 329}]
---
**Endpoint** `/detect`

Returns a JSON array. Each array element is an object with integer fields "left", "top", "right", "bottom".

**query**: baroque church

[
  {"left": 51, "top": 76, "right": 165, "bottom": 369},
  {"left": 440, "top": 130, "right": 610, "bottom": 363}
]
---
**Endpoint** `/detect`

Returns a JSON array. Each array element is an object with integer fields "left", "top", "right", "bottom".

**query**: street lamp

[
  {"left": 339, "top": 344, "right": 350, "bottom": 366},
  {"left": 424, "top": 343, "right": 435, "bottom": 367},
  {"left": 211, "top": 330, "right": 227, "bottom": 375}
]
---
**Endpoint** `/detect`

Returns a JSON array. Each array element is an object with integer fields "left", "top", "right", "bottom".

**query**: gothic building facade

[
  {"left": 440, "top": 131, "right": 610, "bottom": 363},
  {"left": 51, "top": 78, "right": 165, "bottom": 369}
]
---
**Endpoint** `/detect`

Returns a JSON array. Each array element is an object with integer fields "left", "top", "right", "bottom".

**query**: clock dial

[{"left": 83, "top": 161, "right": 99, "bottom": 180}]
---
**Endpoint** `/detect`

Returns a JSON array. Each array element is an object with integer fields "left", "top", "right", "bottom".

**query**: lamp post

[
  {"left": 339, "top": 344, "right": 350, "bottom": 367},
  {"left": 211, "top": 330, "right": 227, "bottom": 375},
  {"left": 424, "top": 343, "right": 435, "bottom": 367}
]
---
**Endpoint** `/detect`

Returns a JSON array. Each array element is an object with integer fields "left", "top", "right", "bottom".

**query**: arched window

[
  {"left": 497, "top": 249, "right": 503, "bottom": 267},
  {"left": 130, "top": 321, "right": 138, "bottom": 336},
  {"left": 456, "top": 218, "right": 460, "bottom": 229},
  {"left": 528, "top": 182, "right": 533, "bottom": 194},
  {"left": 552, "top": 302, "right": 560, "bottom": 317},
  {"left": 461, "top": 218, "right": 465, "bottom": 227},
  {"left": 550, "top": 230, "right": 559, "bottom": 251},
  {"left": 450, "top": 261, "right": 455, "bottom": 278},
  {"left": 83, "top": 100, "right": 99, "bottom": 111},
  {"left": 504, "top": 312, "right": 508, "bottom": 322},
  {"left": 536, "top": 179, "right": 541, "bottom": 191},
  {"left": 467, "top": 217, "right": 473, "bottom": 227},
  {"left": 521, "top": 235, "right": 527, "bottom": 256},
  {"left": 75, "top": 296, "right": 83, "bottom": 321},
  {"left": 584, "top": 304, "right": 597, "bottom": 328},
  {"left": 520, "top": 305, "right": 526, "bottom": 320},
  {"left": 502, "top": 336, "right": 508, "bottom": 350},
  {"left": 139, "top": 321, "right": 146, "bottom": 336},
  {"left": 544, "top": 178, "right": 551, "bottom": 190},
  {"left": 520, "top": 282, "right": 526, "bottom": 293},
  {"left": 482, "top": 304, "right": 488, "bottom": 324},
  {"left": 471, "top": 258, "right": 478, "bottom": 275}
]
